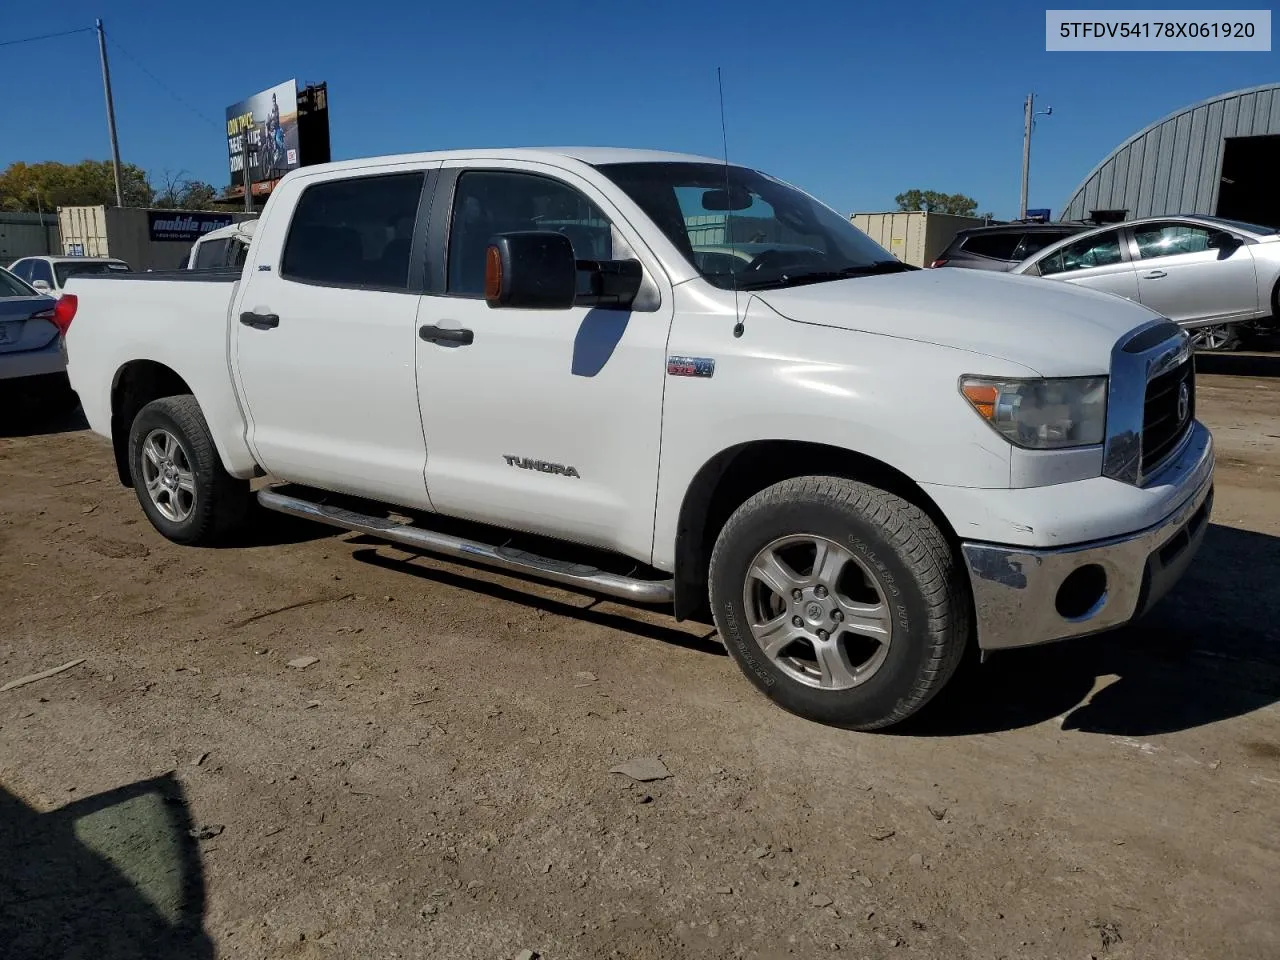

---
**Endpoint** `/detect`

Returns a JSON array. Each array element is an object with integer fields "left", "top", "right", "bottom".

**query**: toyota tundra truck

[{"left": 62, "top": 148, "right": 1214, "bottom": 729}]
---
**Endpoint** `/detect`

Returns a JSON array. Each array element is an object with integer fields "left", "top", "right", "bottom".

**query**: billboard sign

[
  {"left": 226, "top": 79, "right": 300, "bottom": 190},
  {"left": 148, "top": 211, "right": 234, "bottom": 243}
]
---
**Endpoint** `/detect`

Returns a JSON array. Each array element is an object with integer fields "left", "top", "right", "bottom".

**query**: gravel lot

[{"left": 2, "top": 355, "right": 1278, "bottom": 960}]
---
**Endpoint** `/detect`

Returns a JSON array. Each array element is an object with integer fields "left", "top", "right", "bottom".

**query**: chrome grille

[{"left": 1141, "top": 357, "right": 1194, "bottom": 475}]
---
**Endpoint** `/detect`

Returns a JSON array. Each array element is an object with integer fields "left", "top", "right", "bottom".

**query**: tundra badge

[{"left": 503, "top": 455, "right": 581, "bottom": 478}]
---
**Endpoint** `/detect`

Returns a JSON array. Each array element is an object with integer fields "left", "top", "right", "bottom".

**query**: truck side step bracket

[{"left": 257, "top": 489, "right": 675, "bottom": 605}]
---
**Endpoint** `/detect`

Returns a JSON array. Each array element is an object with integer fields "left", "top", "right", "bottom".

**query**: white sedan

[
  {"left": 1010, "top": 215, "right": 1280, "bottom": 350},
  {"left": 7, "top": 255, "right": 131, "bottom": 297}
]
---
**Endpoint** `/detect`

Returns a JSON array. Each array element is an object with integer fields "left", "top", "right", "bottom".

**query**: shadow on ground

[
  {"left": 1196, "top": 350, "right": 1280, "bottom": 378},
  {"left": 0, "top": 401, "right": 88, "bottom": 438},
  {"left": 0, "top": 773, "right": 213, "bottom": 960},
  {"left": 905, "top": 522, "right": 1280, "bottom": 737}
]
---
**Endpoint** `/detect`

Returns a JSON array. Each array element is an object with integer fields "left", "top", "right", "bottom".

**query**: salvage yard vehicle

[
  {"left": 7, "top": 256, "right": 131, "bottom": 297},
  {"left": 1010, "top": 215, "right": 1280, "bottom": 351},
  {"left": 62, "top": 148, "right": 1214, "bottom": 729}
]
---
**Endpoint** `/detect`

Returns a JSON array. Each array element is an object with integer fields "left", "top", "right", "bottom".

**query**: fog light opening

[{"left": 1056, "top": 564, "right": 1108, "bottom": 621}]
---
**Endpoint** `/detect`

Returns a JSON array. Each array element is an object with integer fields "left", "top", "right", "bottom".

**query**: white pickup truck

[{"left": 63, "top": 148, "right": 1214, "bottom": 729}]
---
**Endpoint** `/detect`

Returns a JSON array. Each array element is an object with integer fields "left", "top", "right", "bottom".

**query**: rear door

[
  {"left": 1129, "top": 221, "right": 1259, "bottom": 324},
  {"left": 1031, "top": 228, "right": 1139, "bottom": 300},
  {"left": 231, "top": 162, "right": 440, "bottom": 507}
]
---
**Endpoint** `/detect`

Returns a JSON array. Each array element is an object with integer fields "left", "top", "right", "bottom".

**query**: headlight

[{"left": 960, "top": 376, "right": 1107, "bottom": 449}]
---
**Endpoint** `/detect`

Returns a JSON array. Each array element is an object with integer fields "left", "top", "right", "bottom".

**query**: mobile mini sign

[{"left": 148, "top": 212, "right": 234, "bottom": 243}]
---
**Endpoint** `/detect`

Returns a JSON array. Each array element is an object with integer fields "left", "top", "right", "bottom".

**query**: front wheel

[
  {"left": 128, "top": 395, "right": 250, "bottom": 545},
  {"left": 709, "top": 477, "right": 971, "bottom": 730}
]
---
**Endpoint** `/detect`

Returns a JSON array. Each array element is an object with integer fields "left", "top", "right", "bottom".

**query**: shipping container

[
  {"left": 850, "top": 211, "right": 990, "bottom": 268},
  {"left": 0, "top": 212, "right": 60, "bottom": 263},
  {"left": 56, "top": 206, "right": 256, "bottom": 271}
]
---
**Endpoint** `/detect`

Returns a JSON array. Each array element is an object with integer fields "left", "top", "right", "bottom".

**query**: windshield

[
  {"left": 0, "top": 268, "right": 37, "bottom": 298},
  {"left": 55, "top": 260, "right": 131, "bottom": 285},
  {"left": 597, "top": 162, "right": 906, "bottom": 290}
]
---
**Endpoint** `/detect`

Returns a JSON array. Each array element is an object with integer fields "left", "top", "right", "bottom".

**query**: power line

[
  {"left": 107, "top": 36, "right": 222, "bottom": 130},
  {"left": 0, "top": 25, "right": 93, "bottom": 48}
]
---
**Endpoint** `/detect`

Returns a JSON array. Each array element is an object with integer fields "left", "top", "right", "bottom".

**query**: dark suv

[{"left": 931, "top": 222, "right": 1090, "bottom": 271}]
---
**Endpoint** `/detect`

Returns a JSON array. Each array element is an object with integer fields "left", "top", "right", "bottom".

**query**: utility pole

[
  {"left": 96, "top": 19, "right": 125, "bottom": 207},
  {"left": 1019, "top": 93, "right": 1052, "bottom": 220}
]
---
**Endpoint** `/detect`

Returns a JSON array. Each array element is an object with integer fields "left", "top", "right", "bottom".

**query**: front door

[
  {"left": 232, "top": 164, "right": 438, "bottom": 508},
  {"left": 415, "top": 161, "right": 673, "bottom": 560},
  {"left": 1130, "top": 221, "right": 1259, "bottom": 325},
  {"left": 1035, "top": 227, "right": 1140, "bottom": 301}
]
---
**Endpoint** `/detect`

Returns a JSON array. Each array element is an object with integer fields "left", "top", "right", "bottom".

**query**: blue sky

[{"left": 1, "top": 1, "right": 1274, "bottom": 218}]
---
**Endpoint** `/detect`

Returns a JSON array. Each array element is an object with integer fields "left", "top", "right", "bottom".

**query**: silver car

[
  {"left": 1010, "top": 215, "right": 1280, "bottom": 350},
  {"left": 0, "top": 268, "right": 68, "bottom": 404}
]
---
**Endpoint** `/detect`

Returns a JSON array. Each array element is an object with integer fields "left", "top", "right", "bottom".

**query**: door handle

[
  {"left": 240, "top": 311, "right": 280, "bottom": 329},
  {"left": 1142, "top": 270, "right": 1167, "bottom": 280},
  {"left": 419, "top": 324, "right": 474, "bottom": 346}
]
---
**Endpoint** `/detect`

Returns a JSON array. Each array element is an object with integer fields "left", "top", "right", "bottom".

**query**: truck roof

[{"left": 296, "top": 146, "right": 725, "bottom": 176}]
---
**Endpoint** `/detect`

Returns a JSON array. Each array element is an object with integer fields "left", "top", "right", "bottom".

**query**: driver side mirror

[
  {"left": 31, "top": 280, "right": 52, "bottom": 293},
  {"left": 485, "top": 231, "right": 643, "bottom": 311}
]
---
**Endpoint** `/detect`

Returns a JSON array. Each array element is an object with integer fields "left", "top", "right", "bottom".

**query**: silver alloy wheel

[
  {"left": 743, "top": 534, "right": 893, "bottom": 690},
  {"left": 1189, "top": 324, "right": 1234, "bottom": 351},
  {"left": 140, "top": 428, "right": 196, "bottom": 523}
]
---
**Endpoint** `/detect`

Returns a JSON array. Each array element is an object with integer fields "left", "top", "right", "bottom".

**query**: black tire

[
  {"left": 709, "top": 477, "right": 971, "bottom": 730},
  {"left": 127, "top": 395, "right": 250, "bottom": 545}
]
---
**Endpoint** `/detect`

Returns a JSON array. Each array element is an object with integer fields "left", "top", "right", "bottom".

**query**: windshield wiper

[{"left": 736, "top": 260, "right": 913, "bottom": 290}]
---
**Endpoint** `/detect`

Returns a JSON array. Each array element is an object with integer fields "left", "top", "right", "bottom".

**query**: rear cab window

[
  {"left": 281, "top": 172, "right": 426, "bottom": 290},
  {"left": 54, "top": 261, "right": 130, "bottom": 286}
]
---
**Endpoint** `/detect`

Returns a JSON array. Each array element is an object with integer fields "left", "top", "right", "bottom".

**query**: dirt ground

[{"left": 2, "top": 355, "right": 1278, "bottom": 960}]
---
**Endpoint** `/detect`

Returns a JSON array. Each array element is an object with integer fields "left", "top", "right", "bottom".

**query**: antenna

[{"left": 717, "top": 67, "right": 744, "bottom": 338}]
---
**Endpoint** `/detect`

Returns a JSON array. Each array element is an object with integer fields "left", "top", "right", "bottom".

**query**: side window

[
  {"left": 30, "top": 260, "right": 54, "bottom": 286},
  {"left": 194, "top": 239, "right": 229, "bottom": 270},
  {"left": 446, "top": 170, "right": 613, "bottom": 298},
  {"left": 230, "top": 238, "right": 249, "bottom": 269},
  {"left": 10, "top": 260, "right": 32, "bottom": 281},
  {"left": 1133, "top": 222, "right": 1215, "bottom": 259},
  {"left": 1012, "top": 231, "right": 1075, "bottom": 260},
  {"left": 1038, "top": 231, "right": 1123, "bottom": 276},
  {"left": 281, "top": 172, "right": 425, "bottom": 289},
  {"left": 960, "top": 233, "right": 1022, "bottom": 260}
]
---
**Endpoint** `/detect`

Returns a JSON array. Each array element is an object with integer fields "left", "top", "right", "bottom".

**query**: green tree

[
  {"left": 894, "top": 189, "right": 980, "bottom": 217},
  {"left": 153, "top": 170, "right": 219, "bottom": 210},
  {"left": 0, "top": 160, "right": 153, "bottom": 211}
]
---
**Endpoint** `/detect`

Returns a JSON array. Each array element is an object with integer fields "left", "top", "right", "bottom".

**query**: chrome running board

[{"left": 257, "top": 489, "right": 674, "bottom": 605}]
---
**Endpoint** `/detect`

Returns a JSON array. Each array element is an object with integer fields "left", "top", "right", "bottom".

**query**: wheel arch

[
  {"left": 671, "top": 440, "right": 963, "bottom": 622},
  {"left": 109, "top": 360, "right": 195, "bottom": 486}
]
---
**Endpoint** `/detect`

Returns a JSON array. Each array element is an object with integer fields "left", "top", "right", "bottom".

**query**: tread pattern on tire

[
  {"left": 131, "top": 395, "right": 249, "bottom": 545},
  {"left": 710, "top": 475, "right": 972, "bottom": 729}
]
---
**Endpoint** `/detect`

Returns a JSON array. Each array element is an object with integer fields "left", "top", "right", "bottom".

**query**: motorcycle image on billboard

[{"left": 226, "top": 79, "right": 301, "bottom": 194}]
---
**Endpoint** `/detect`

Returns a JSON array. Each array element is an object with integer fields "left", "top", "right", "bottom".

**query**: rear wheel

[
  {"left": 128, "top": 395, "right": 249, "bottom": 545},
  {"left": 709, "top": 477, "right": 970, "bottom": 730},
  {"left": 1189, "top": 323, "right": 1241, "bottom": 352}
]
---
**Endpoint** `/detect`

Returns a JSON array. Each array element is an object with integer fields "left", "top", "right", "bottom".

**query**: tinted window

[
  {"left": 9, "top": 260, "right": 33, "bottom": 282},
  {"left": 1012, "top": 230, "right": 1078, "bottom": 260},
  {"left": 0, "top": 268, "right": 36, "bottom": 297},
  {"left": 1038, "top": 231, "right": 1124, "bottom": 275},
  {"left": 1133, "top": 222, "right": 1216, "bottom": 259},
  {"left": 53, "top": 260, "right": 129, "bottom": 285},
  {"left": 282, "top": 172, "right": 425, "bottom": 289},
  {"left": 960, "top": 233, "right": 1022, "bottom": 260},
  {"left": 30, "top": 260, "right": 54, "bottom": 285},
  {"left": 230, "top": 238, "right": 249, "bottom": 268},
  {"left": 194, "top": 239, "right": 229, "bottom": 269},
  {"left": 447, "top": 170, "right": 614, "bottom": 298}
]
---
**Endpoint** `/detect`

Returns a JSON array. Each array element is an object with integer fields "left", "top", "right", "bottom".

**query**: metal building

[{"left": 1062, "top": 83, "right": 1280, "bottom": 227}]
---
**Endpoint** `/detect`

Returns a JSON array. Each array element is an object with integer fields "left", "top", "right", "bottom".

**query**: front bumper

[{"left": 961, "top": 429, "right": 1214, "bottom": 651}]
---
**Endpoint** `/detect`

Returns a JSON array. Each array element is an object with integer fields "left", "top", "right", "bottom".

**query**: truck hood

[{"left": 755, "top": 268, "right": 1159, "bottom": 376}]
